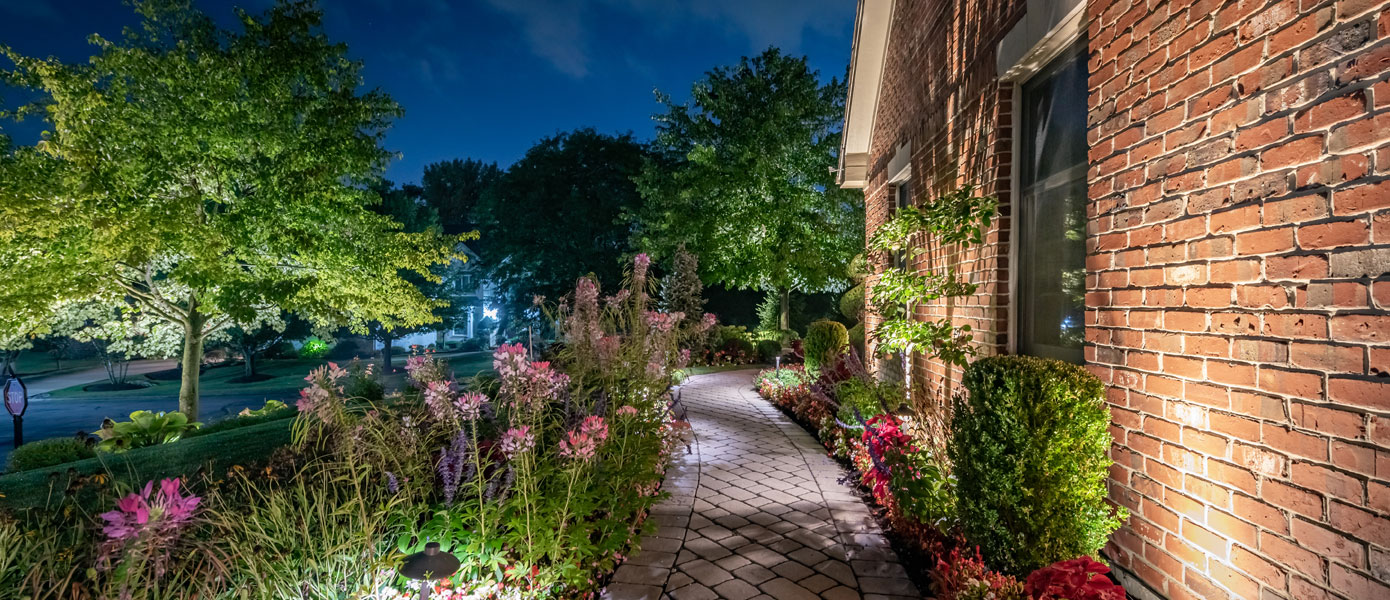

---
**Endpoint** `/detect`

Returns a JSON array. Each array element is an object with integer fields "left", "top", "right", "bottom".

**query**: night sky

[{"left": 0, "top": 0, "right": 855, "bottom": 184}]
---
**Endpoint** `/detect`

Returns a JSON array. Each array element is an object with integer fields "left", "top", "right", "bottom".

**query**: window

[
  {"left": 1017, "top": 39, "right": 1088, "bottom": 363},
  {"left": 880, "top": 180, "right": 911, "bottom": 384},
  {"left": 891, "top": 181, "right": 911, "bottom": 269}
]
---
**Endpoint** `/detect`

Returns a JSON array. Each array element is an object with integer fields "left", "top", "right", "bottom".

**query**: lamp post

[
  {"left": 399, "top": 542, "right": 461, "bottom": 600},
  {"left": 3, "top": 370, "right": 27, "bottom": 449}
]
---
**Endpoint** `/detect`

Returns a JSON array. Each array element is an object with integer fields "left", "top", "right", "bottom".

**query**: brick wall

[
  {"left": 1087, "top": 0, "right": 1390, "bottom": 598},
  {"left": 859, "top": 0, "right": 1390, "bottom": 598},
  {"left": 863, "top": 0, "right": 1023, "bottom": 406}
]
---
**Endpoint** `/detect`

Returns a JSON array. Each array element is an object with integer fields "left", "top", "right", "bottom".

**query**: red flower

[{"left": 1025, "top": 556, "right": 1125, "bottom": 600}]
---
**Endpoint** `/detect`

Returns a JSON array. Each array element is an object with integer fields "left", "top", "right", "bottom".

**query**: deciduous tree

[
  {"left": 635, "top": 48, "right": 863, "bottom": 330},
  {"left": 0, "top": 0, "right": 459, "bottom": 418},
  {"left": 474, "top": 129, "right": 648, "bottom": 322}
]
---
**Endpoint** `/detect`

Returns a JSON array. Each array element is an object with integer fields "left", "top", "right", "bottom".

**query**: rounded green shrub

[
  {"left": 848, "top": 322, "right": 865, "bottom": 352},
  {"left": 722, "top": 337, "right": 755, "bottom": 358},
  {"left": 6, "top": 437, "right": 96, "bottom": 473},
  {"left": 755, "top": 339, "right": 783, "bottom": 363},
  {"left": 803, "top": 320, "right": 849, "bottom": 374},
  {"left": 951, "top": 355, "right": 1123, "bottom": 575},
  {"left": 840, "top": 283, "right": 864, "bottom": 322}
]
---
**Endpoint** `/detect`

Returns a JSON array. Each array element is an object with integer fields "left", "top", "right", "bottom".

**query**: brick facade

[{"left": 846, "top": 1, "right": 1390, "bottom": 598}]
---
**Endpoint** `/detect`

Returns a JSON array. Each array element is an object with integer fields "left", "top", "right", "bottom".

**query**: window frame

[{"left": 1002, "top": 2, "right": 1088, "bottom": 358}]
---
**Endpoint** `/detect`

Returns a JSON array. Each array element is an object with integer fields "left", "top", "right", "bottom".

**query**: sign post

[{"left": 4, "top": 371, "right": 27, "bottom": 449}]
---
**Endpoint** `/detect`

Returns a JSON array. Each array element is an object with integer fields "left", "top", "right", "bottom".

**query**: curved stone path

[{"left": 605, "top": 369, "right": 921, "bottom": 600}]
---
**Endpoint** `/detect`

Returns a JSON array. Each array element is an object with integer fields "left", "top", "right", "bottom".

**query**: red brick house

[{"left": 839, "top": 0, "right": 1390, "bottom": 598}]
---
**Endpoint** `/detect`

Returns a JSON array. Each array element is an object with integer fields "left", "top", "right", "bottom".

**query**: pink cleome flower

[
  {"left": 100, "top": 478, "right": 200, "bottom": 542},
  {"left": 423, "top": 380, "right": 454, "bottom": 420},
  {"left": 492, "top": 343, "right": 528, "bottom": 379},
  {"left": 579, "top": 415, "right": 609, "bottom": 444},
  {"left": 404, "top": 355, "right": 429, "bottom": 376},
  {"left": 454, "top": 392, "right": 486, "bottom": 421},
  {"left": 559, "top": 431, "right": 599, "bottom": 462},
  {"left": 616, "top": 405, "right": 639, "bottom": 418},
  {"left": 499, "top": 426, "right": 535, "bottom": 459}
]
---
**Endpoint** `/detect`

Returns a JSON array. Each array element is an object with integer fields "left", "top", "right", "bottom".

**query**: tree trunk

[
  {"left": 381, "top": 329, "right": 394, "bottom": 373},
  {"left": 1, "top": 349, "right": 18, "bottom": 376},
  {"left": 778, "top": 288, "right": 790, "bottom": 331},
  {"left": 179, "top": 313, "right": 205, "bottom": 419},
  {"left": 243, "top": 343, "right": 256, "bottom": 379}
]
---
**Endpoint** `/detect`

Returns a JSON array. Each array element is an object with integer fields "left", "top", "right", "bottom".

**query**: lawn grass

[
  {"left": 44, "top": 353, "right": 497, "bottom": 400},
  {"left": 9, "top": 352, "right": 105, "bottom": 377},
  {"left": 0, "top": 418, "right": 293, "bottom": 510}
]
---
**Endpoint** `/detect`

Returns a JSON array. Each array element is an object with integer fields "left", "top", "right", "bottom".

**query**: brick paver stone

[{"left": 603, "top": 370, "right": 920, "bottom": 600}]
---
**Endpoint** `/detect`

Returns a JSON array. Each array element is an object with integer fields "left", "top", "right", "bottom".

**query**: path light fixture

[
  {"left": 774, "top": 356, "right": 781, "bottom": 373},
  {"left": 3, "top": 371, "right": 26, "bottom": 448},
  {"left": 399, "top": 542, "right": 461, "bottom": 600}
]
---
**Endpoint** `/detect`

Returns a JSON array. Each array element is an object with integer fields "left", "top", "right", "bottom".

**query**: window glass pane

[{"left": 1018, "top": 40, "right": 1088, "bottom": 363}]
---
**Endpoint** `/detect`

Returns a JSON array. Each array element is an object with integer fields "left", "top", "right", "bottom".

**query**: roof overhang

[{"left": 837, "top": 0, "right": 893, "bottom": 189}]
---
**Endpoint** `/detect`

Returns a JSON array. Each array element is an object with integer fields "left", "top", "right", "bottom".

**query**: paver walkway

[{"left": 606, "top": 369, "right": 921, "bottom": 600}]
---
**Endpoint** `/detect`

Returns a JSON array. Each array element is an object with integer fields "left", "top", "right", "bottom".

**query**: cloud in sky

[
  {"left": 482, "top": 0, "right": 591, "bottom": 78},
  {"left": 483, "top": 0, "right": 849, "bottom": 78}
]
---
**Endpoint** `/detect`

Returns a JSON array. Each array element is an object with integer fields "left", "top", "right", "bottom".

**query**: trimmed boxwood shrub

[
  {"left": 803, "top": 320, "right": 849, "bottom": 374},
  {"left": 6, "top": 437, "right": 95, "bottom": 473},
  {"left": 847, "top": 322, "right": 865, "bottom": 353},
  {"left": 722, "top": 337, "right": 755, "bottom": 358},
  {"left": 951, "top": 355, "right": 1123, "bottom": 575},
  {"left": 755, "top": 339, "right": 783, "bottom": 363},
  {"left": 840, "top": 283, "right": 864, "bottom": 322}
]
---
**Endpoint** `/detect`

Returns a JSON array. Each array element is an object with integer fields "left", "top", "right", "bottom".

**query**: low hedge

[
  {"left": 0, "top": 418, "right": 293, "bottom": 510},
  {"left": 755, "top": 339, "right": 783, "bottom": 363},
  {"left": 5, "top": 437, "right": 96, "bottom": 473},
  {"left": 951, "top": 355, "right": 1123, "bottom": 576}
]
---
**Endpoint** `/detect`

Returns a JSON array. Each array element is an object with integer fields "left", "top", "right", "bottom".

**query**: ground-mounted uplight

[
  {"left": 3, "top": 371, "right": 27, "bottom": 448},
  {"left": 399, "top": 542, "right": 461, "bottom": 600},
  {"left": 892, "top": 402, "right": 914, "bottom": 422}
]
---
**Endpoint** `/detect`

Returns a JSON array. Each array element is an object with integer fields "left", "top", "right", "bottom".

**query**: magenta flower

[
  {"left": 644, "top": 311, "right": 681, "bottom": 334},
  {"left": 579, "top": 415, "right": 609, "bottom": 444},
  {"left": 296, "top": 383, "right": 332, "bottom": 417},
  {"left": 596, "top": 336, "right": 621, "bottom": 364},
  {"left": 633, "top": 253, "right": 650, "bottom": 285},
  {"left": 404, "top": 355, "right": 428, "bottom": 375},
  {"left": 424, "top": 380, "right": 454, "bottom": 420},
  {"left": 616, "top": 405, "right": 639, "bottom": 418},
  {"left": 605, "top": 289, "right": 631, "bottom": 308},
  {"left": 455, "top": 392, "right": 486, "bottom": 421},
  {"left": 559, "top": 431, "right": 599, "bottom": 462},
  {"left": 500, "top": 426, "right": 534, "bottom": 458},
  {"left": 700, "top": 313, "right": 717, "bottom": 331},
  {"left": 493, "top": 343, "right": 528, "bottom": 379},
  {"left": 326, "top": 361, "right": 348, "bottom": 382},
  {"left": 99, "top": 478, "right": 200, "bottom": 542}
]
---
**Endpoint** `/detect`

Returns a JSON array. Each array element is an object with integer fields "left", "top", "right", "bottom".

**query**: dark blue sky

[{"left": 0, "top": 0, "right": 854, "bottom": 184}]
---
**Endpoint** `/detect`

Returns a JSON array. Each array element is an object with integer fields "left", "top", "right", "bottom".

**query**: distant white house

[{"left": 387, "top": 243, "right": 499, "bottom": 349}]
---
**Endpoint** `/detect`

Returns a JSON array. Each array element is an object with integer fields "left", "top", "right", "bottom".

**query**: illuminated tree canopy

[
  {"left": 0, "top": 0, "right": 460, "bottom": 418},
  {"left": 635, "top": 48, "right": 863, "bottom": 330}
]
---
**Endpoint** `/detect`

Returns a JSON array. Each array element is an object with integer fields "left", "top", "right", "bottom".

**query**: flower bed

[
  {"left": 755, "top": 352, "right": 1127, "bottom": 600},
  {"left": 0, "top": 257, "right": 696, "bottom": 599}
]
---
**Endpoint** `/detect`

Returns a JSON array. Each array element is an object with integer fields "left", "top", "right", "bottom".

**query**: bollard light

[{"left": 399, "top": 542, "right": 461, "bottom": 600}]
